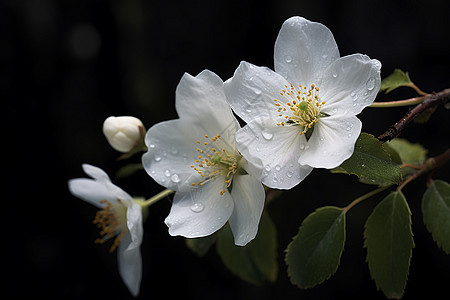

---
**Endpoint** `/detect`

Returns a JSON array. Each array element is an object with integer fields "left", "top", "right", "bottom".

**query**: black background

[{"left": 3, "top": 0, "right": 450, "bottom": 299}]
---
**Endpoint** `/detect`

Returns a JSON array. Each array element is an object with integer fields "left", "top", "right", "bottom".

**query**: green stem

[
  {"left": 138, "top": 189, "right": 174, "bottom": 208},
  {"left": 369, "top": 95, "right": 426, "bottom": 108},
  {"left": 343, "top": 186, "right": 390, "bottom": 213}
]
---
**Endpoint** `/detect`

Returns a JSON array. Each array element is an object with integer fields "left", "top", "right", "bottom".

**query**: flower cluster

[{"left": 68, "top": 16, "right": 380, "bottom": 296}]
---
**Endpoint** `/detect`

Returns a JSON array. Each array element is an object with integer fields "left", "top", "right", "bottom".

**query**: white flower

[
  {"left": 224, "top": 16, "right": 381, "bottom": 189},
  {"left": 68, "top": 164, "right": 143, "bottom": 296},
  {"left": 103, "top": 116, "right": 145, "bottom": 153},
  {"left": 142, "top": 70, "right": 265, "bottom": 246}
]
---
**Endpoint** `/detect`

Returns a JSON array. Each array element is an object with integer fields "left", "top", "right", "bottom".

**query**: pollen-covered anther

[
  {"left": 274, "top": 83, "right": 325, "bottom": 135},
  {"left": 93, "top": 199, "right": 127, "bottom": 253},
  {"left": 189, "top": 133, "right": 239, "bottom": 195}
]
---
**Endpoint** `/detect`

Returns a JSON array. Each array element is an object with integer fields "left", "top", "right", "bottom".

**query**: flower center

[
  {"left": 190, "top": 134, "right": 239, "bottom": 196},
  {"left": 274, "top": 83, "right": 325, "bottom": 135},
  {"left": 93, "top": 199, "right": 128, "bottom": 253}
]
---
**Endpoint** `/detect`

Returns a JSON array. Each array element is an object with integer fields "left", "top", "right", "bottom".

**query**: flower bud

[{"left": 103, "top": 116, "right": 145, "bottom": 153}]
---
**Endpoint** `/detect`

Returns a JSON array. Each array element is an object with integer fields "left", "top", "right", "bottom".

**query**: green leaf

[
  {"left": 285, "top": 206, "right": 346, "bottom": 289},
  {"left": 186, "top": 233, "right": 218, "bottom": 256},
  {"left": 387, "top": 138, "right": 427, "bottom": 166},
  {"left": 387, "top": 138, "right": 428, "bottom": 177},
  {"left": 332, "top": 133, "right": 402, "bottom": 186},
  {"left": 364, "top": 191, "right": 414, "bottom": 299},
  {"left": 379, "top": 69, "right": 413, "bottom": 94},
  {"left": 216, "top": 212, "right": 277, "bottom": 285},
  {"left": 422, "top": 180, "right": 450, "bottom": 254}
]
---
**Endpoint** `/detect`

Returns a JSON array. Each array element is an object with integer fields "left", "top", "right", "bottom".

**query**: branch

[{"left": 378, "top": 88, "right": 450, "bottom": 142}]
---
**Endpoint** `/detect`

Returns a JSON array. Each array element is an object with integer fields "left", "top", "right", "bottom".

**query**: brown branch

[{"left": 377, "top": 88, "right": 450, "bottom": 142}]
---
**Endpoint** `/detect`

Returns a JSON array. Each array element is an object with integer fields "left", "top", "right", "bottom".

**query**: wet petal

[
  {"left": 164, "top": 179, "right": 234, "bottom": 238},
  {"left": 274, "top": 16, "right": 340, "bottom": 86},
  {"left": 298, "top": 115, "right": 362, "bottom": 168},
  {"left": 229, "top": 174, "right": 265, "bottom": 246}
]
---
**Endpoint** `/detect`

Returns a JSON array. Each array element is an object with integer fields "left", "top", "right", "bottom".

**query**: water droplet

[
  {"left": 249, "top": 76, "right": 254, "bottom": 81},
  {"left": 154, "top": 155, "right": 161, "bottom": 162},
  {"left": 366, "top": 77, "right": 375, "bottom": 91},
  {"left": 170, "top": 174, "right": 181, "bottom": 183},
  {"left": 299, "top": 144, "right": 305, "bottom": 150},
  {"left": 322, "top": 54, "right": 328, "bottom": 59},
  {"left": 285, "top": 55, "right": 292, "bottom": 63},
  {"left": 265, "top": 165, "right": 271, "bottom": 172},
  {"left": 261, "top": 128, "right": 273, "bottom": 140},
  {"left": 164, "top": 169, "right": 171, "bottom": 177},
  {"left": 351, "top": 91, "right": 358, "bottom": 101},
  {"left": 170, "top": 147, "right": 179, "bottom": 155},
  {"left": 275, "top": 165, "right": 281, "bottom": 171},
  {"left": 149, "top": 144, "right": 156, "bottom": 149},
  {"left": 332, "top": 72, "right": 338, "bottom": 78},
  {"left": 190, "top": 203, "right": 204, "bottom": 213},
  {"left": 287, "top": 170, "right": 294, "bottom": 178}
]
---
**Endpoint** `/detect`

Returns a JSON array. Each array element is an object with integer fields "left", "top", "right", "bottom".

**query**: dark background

[{"left": 3, "top": 0, "right": 450, "bottom": 299}]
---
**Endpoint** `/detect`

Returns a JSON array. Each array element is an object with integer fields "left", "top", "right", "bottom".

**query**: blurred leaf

[
  {"left": 332, "top": 133, "right": 402, "bottom": 186},
  {"left": 116, "top": 163, "right": 143, "bottom": 178},
  {"left": 387, "top": 138, "right": 427, "bottom": 166},
  {"left": 422, "top": 180, "right": 450, "bottom": 254},
  {"left": 379, "top": 69, "right": 413, "bottom": 94},
  {"left": 387, "top": 138, "right": 428, "bottom": 177},
  {"left": 216, "top": 212, "right": 277, "bottom": 285},
  {"left": 285, "top": 206, "right": 345, "bottom": 289},
  {"left": 186, "top": 233, "right": 218, "bottom": 256},
  {"left": 364, "top": 191, "right": 414, "bottom": 299}
]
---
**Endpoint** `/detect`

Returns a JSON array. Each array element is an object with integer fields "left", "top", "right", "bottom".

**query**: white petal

[
  {"left": 82, "top": 164, "right": 110, "bottom": 181},
  {"left": 228, "top": 174, "right": 265, "bottom": 246},
  {"left": 117, "top": 231, "right": 142, "bottom": 297},
  {"left": 298, "top": 115, "right": 362, "bottom": 168},
  {"left": 126, "top": 201, "right": 144, "bottom": 251},
  {"left": 235, "top": 119, "right": 313, "bottom": 189},
  {"left": 224, "top": 61, "right": 289, "bottom": 124},
  {"left": 319, "top": 54, "right": 381, "bottom": 116},
  {"left": 142, "top": 119, "right": 204, "bottom": 192},
  {"left": 164, "top": 179, "right": 234, "bottom": 238},
  {"left": 68, "top": 165, "right": 132, "bottom": 208},
  {"left": 175, "top": 70, "right": 238, "bottom": 134},
  {"left": 274, "top": 16, "right": 340, "bottom": 86}
]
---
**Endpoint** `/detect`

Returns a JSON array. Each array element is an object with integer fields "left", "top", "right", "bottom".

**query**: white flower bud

[{"left": 103, "top": 116, "right": 145, "bottom": 153}]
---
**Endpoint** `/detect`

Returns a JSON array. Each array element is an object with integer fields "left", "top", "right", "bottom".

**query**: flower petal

[
  {"left": 117, "top": 231, "right": 142, "bottom": 297},
  {"left": 175, "top": 70, "right": 238, "bottom": 134},
  {"left": 236, "top": 118, "right": 313, "bottom": 189},
  {"left": 228, "top": 174, "right": 265, "bottom": 246},
  {"left": 68, "top": 164, "right": 132, "bottom": 208},
  {"left": 82, "top": 163, "right": 110, "bottom": 181},
  {"left": 298, "top": 115, "right": 362, "bottom": 168},
  {"left": 142, "top": 119, "right": 204, "bottom": 192},
  {"left": 126, "top": 201, "right": 144, "bottom": 252},
  {"left": 164, "top": 179, "right": 234, "bottom": 238},
  {"left": 319, "top": 54, "right": 381, "bottom": 116},
  {"left": 274, "top": 16, "right": 340, "bottom": 86},
  {"left": 224, "top": 61, "right": 289, "bottom": 124}
]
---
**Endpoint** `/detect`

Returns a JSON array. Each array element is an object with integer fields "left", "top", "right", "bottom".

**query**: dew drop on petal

[
  {"left": 164, "top": 169, "right": 171, "bottom": 177},
  {"left": 366, "top": 77, "right": 375, "bottom": 91},
  {"left": 299, "top": 144, "right": 305, "bottom": 150},
  {"left": 265, "top": 165, "right": 271, "bottom": 172},
  {"left": 261, "top": 128, "right": 273, "bottom": 140},
  {"left": 275, "top": 165, "right": 281, "bottom": 171},
  {"left": 190, "top": 203, "right": 204, "bottom": 213},
  {"left": 285, "top": 55, "right": 292, "bottom": 63},
  {"left": 170, "top": 174, "right": 181, "bottom": 183},
  {"left": 154, "top": 155, "right": 162, "bottom": 162}
]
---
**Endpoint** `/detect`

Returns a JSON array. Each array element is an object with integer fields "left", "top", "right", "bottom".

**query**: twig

[{"left": 377, "top": 88, "right": 450, "bottom": 142}]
